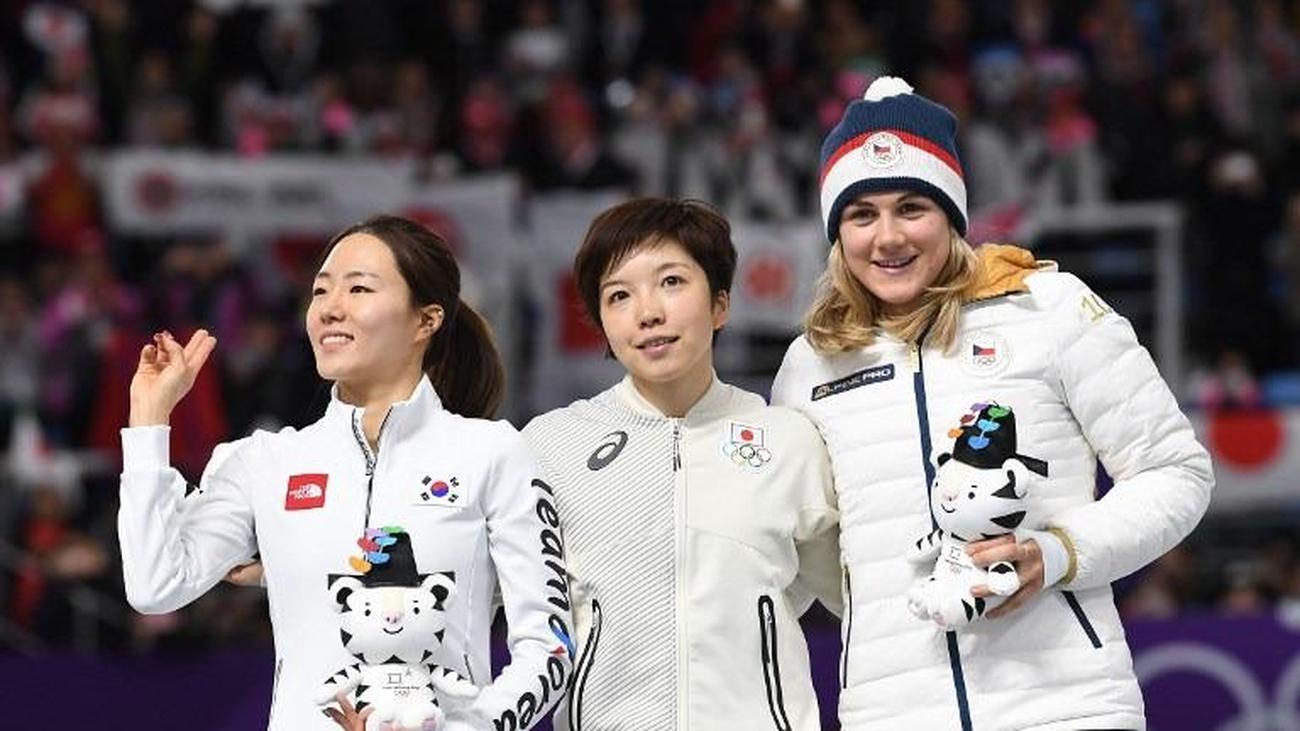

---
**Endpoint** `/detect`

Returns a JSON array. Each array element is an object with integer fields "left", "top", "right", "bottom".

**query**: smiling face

[
  {"left": 598, "top": 240, "right": 728, "bottom": 395},
  {"left": 330, "top": 574, "right": 454, "bottom": 665},
  {"left": 930, "top": 457, "right": 1029, "bottom": 541},
  {"left": 306, "top": 233, "right": 439, "bottom": 394},
  {"left": 838, "top": 190, "right": 953, "bottom": 315}
]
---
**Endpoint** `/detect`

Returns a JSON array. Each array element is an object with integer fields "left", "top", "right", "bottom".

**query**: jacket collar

[
  {"left": 965, "top": 243, "right": 1056, "bottom": 304},
  {"left": 610, "top": 372, "right": 737, "bottom": 425},
  {"left": 324, "top": 375, "right": 444, "bottom": 440}
]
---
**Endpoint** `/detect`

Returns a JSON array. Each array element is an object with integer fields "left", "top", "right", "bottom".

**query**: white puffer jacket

[{"left": 772, "top": 246, "right": 1213, "bottom": 731}]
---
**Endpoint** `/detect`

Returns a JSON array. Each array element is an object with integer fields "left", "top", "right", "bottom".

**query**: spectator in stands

[
  {"left": 126, "top": 52, "right": 194, "bottom": 148},
  {"left": 453, "top": 74, "right": 515, "bottom": 172},
  {"left": 1194, "top": 146, "right": 1286, "bottom": 371},
  {"left": 517, "top": 76, "right": 632, "bottom": 191},
  {"left": 37, "top": 244, "right": 144, "bottom": 448},
  {"left": 503, "top": 0, "right": 572, "bottom": 104},
  {"left": 1269, "top": 189, "right": 1300, "bottom": 361}
]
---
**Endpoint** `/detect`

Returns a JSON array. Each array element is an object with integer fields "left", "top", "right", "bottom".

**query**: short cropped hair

[{"left": 573, "top": 197, "right": 737, "bottom": 328}]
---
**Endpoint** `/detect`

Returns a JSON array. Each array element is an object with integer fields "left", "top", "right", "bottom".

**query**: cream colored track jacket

[{"left": 524, "top": 376, "right": 840, "bottom": 731}]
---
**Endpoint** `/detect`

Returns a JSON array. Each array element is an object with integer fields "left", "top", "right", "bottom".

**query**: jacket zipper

[
  {"left": 910, "top": 339, "right": 974, "bottom": 731},
  {"left": 1062, "top": 591, "right": 1102, "bottom": 649},
  {"left": 758, "top": 595, "right": 793, "bottom": 731},
  {"left": 671, "top": 422, "right": 681, "bottom": 471},
  {"left": 568, "top": 599, "right": 603, "bottom": 731},
  {"left": 840, "top": 570, "right": 853, "bottom": 689},
  {"left": 670, "top": 418, "right": 688, "bottom": 730},
  {"left": 350, "top": 408, "right": 392, "bottom": 530}
]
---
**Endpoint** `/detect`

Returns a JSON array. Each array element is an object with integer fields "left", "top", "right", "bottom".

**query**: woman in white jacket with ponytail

[
  {"left": 772, "top": 77, "right": 1213, "bottom": 730},
  {"left": 120, "top": 215, "right": 572, "bottom": 731}
]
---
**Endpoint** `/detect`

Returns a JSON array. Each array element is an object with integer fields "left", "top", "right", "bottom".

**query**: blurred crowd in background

[{"left": 2, "top": 0, "right": 1300, "bottom": 655}]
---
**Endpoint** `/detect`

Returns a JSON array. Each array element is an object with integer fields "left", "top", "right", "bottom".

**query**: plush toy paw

[
  {"left": 985, "top": 561, "right": 1021, "bottom": 596},
  {"left": 366, "top": 706, "right": 398, "bottom": 731},
  {"left": 315, "top": 675, "right": 361, "bottom": 706},
  {"left": 400, "top": 701, "right": 443, "bottom": 731},
  {"left": 431, "top": 670, "right": 480, "bottom": 700},
  {"left": 908, "top": 529, "right": 944, "bottom": 563},
  {"left": 907, "top": 578, "right": 936, "bottom": 620}
]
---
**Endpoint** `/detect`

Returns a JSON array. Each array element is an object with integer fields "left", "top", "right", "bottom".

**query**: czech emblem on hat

[{"left": 861, "top": 131, "right": 904, "bottom": 169}]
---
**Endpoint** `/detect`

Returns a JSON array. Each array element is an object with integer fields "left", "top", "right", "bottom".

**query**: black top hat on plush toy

[
  {"left": 949, "top": 403, "right": 1048, "bottom": 477},
  {"left": 350, "top": 526, "right": 427, "bottom": 587}
]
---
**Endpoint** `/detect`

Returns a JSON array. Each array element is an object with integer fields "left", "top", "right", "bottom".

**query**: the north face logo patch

[{"left": 285, "top": 473, "right": 328, "bottom": 510}]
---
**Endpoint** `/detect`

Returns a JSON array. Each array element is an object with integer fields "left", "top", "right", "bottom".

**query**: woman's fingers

[
  {"left": 188, "top": 331, "right": 217, "bottom": 374},
  {"left": 336, "top": 691, "right": 357, "bottom": 715},
  {"left": 323, "top": 691, "right": 371, "bottom": 731},
  {"left": 967, "top": 534, "right": 1016, "bottom": 566},
  {"left": 224, "top": 560, "right": 264, "bottom": 587},
  {"left": 158, "top": 330, "right": 186, "bottom": 367},
  {"left": 151, "top": 329, "right": 217, "bottom": 382},
  {"left": 183, "top": 328, "right": 214, "bottom": 361}
]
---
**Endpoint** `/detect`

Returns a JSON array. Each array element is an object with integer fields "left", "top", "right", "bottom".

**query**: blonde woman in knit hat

[{"left": 772, "top": 76, "right": 1213, "bottom": 730}]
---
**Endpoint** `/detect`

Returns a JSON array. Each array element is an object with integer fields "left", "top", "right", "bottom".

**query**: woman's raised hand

[{"left": 129, "top": 329, "right": 217, "bottom": 427}]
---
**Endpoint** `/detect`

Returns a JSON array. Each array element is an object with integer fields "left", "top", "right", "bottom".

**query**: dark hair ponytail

[
  {"left": 323, "top": 215, "right": 505, "bottom": 418},
  {"left": 422, "top": 297, "right": 504, "bottom": 419}
]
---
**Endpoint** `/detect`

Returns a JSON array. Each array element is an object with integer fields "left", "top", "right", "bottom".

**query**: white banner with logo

[
  {"left": 523, "top": 191, "right": 630, "bottom": 414},
  {"left": 729, "top": 220, "right": 825, "bottom": 331},
  {"left": 104, "top": 151, "right": 410, "bottom": 235}
]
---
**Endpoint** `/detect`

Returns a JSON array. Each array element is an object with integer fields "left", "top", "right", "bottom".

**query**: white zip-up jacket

[
  {"left": 522, "top": 376, "right": 840, "bottom": 731},
  {"left": 118, "top": 377, "right": 573, "bottom": 731},
  {"left": 772, "top": 246, "right": 1213, "bottom": 731}
]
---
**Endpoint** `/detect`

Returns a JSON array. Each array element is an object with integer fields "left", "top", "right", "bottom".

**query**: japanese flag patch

[{"left": 722, "top": 421, "right": 773, "bottom": 470}]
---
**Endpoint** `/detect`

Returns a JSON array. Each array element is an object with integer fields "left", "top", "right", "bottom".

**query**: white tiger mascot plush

[
  {"left": 907, "top": 403, "right": 1049, "bottom": 629},
  {"left": 316, "top": 526, "right": 479, "bottom": 730}
]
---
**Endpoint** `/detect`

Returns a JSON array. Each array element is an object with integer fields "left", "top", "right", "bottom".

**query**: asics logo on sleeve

[{"left": 586, "top": 431, "right": 629, "bottom": 471}]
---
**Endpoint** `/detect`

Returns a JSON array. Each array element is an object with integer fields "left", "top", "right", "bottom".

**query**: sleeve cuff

[
  {"left": 121, "top": 426, "right": 171, "bottom": 472},
  {"left": 1020, "top": 527, "right": 1073, "bottom": 589}
]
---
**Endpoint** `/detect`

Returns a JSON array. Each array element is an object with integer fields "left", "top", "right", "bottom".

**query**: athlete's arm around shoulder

[
  {"left": 118, "top": 427, "right": 260, "bottom": 614},
  {"left": 767, "top": 403, "right": 843, "bottom": 617},
  {"left": 771, "top": 334, "right": 823, "bottom": 409},
  {"left": 520, "top": 408, "right": 568, "bottom": 481},
  {"left": 466, "top": 417, "right": 573, "bottom": 730},
  {"left": 1028, "top": 270, "right": 1214, "bottom": 589}
]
